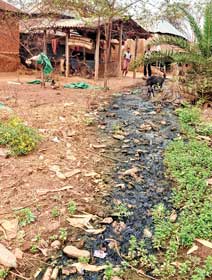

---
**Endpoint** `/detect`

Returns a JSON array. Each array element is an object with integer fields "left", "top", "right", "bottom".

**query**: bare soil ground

[{"left": 0, "top": 71, "right": 144, "bottom": 278}]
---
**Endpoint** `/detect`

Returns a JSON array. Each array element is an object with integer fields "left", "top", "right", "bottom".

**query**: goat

[{"left": 146, "top": 73, "right": 166, "bottom": 97}]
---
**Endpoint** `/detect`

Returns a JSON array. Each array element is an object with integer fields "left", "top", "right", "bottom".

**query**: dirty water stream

[{"left": 37, "top": 88, "right": 179, "bottom": 280}]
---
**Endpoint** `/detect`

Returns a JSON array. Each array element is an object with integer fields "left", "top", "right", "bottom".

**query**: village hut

[
  {"left": 20, "top": 16, "right": 150, "bottom": 78},
  {"left": 0, "top": 0, "right": 21, "bottom": 72}
]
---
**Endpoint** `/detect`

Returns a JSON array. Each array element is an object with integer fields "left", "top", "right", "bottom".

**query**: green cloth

[
  {"left": 37, "top": 53, "right": 53, "bottom": 75},
  {"left": 27, "top": 79, "right": 41, "bottom": 84},
  {"left": 64, "top": 82, "right": 100, "bottom": 89}
]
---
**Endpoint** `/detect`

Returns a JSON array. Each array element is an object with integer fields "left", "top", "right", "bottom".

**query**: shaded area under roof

[
  {"left": 149, "top": 20, "right": 186, "bottom": 39},
  {"left": 0, "top": 0, "right": 20, "bottom": 12}
]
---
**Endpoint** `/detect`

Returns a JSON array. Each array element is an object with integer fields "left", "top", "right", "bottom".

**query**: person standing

[
  {"left": 144, "top": 46, "right": 152, "bottom": 77},
  {"left": 122, "top": 47, "right": 132, "bottom": 76}
]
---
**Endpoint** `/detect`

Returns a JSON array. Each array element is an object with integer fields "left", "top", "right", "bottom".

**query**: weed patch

[
  {"left": 125, "top": 105, "right": 212, "bottom": 279},
  {"left": 0, "top": 117, "right": 41, "bottom": 155}
]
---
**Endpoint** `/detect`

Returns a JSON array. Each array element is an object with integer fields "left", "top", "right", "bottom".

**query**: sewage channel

[{"left": 37, "top": 88, "right": 179, "bottom": 280}]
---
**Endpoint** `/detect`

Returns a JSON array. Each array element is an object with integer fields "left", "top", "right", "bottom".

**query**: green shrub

[
  {"left": 0, "top": 117, "right": 41, "bottom": 155},
  {"left": 67, "top": 200, "right": 77, "bottom": 215},
  {"left": 16, "top": 208, "right": 36, "bottom": 227}
]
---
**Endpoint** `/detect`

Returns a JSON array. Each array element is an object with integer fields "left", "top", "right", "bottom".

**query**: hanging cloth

[{"left": 51, "top": 39, "right": 58, "bottom": 55}]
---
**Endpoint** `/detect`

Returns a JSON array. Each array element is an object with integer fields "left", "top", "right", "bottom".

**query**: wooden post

[
  {"left": 118, "top": 22, "right": 123, "bottom": 76},
  {"left": 43, "top": 30, "right": 47, "bottom": 55},
  {"left": 133, "top": 36, "right": 138, "bottom": 79},
  {"left": 41, "top": 65, "right": 45, "bottom": 88},
  {"left": 83, "top": 48, "right": 86, "bottom": 63},
  {"left": 65, "top": 31, "right": 70, "bottom": 78},
  {"left": 95, "top": 20, "right": 101, "bottom": 80}
]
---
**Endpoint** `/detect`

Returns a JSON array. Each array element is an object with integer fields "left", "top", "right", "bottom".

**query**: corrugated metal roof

[
  {"left": 150, "top": 20, "right": 186, "bottom": 39},
  {"left": 0, "top": 0, "right": 20, "bottom": 12}
]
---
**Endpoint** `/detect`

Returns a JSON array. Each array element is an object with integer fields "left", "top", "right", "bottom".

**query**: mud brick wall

[{"left": 0, "top": 12, "right": 20, "bottom": 72}]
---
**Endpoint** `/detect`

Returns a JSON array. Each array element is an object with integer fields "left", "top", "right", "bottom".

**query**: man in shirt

[
  {"left": 144, "top": 46, "right": 152, "bottom": 78},
  {"left": 122, "top": 47, "right": 132, "bottom": 76}
]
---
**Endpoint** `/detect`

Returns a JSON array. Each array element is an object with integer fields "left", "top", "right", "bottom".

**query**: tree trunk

[
  {"left": 95, "top": 18, "right": 101, "bottom": 80},
  {"left": 104, "top": 20, "right": 112, "bottom": 90},
  {"left": 133, "top": 36, "right": 138, "bottom": 79}
]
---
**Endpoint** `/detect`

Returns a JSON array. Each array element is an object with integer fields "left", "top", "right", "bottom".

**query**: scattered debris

[
  {"left": 51, "top": 240, "right": 61, "bottom": 250},
  {"left": 0, "top": 243, "right": 17, "bottom": 268},
  {"left": 67, "top": 214, "right": 94, "bottom": 229},
  {"left": 42, "top": 267, "right": 53, "bottom": 280},
  {"left": 196, "top": 239, "right": 212, "bottom": 249},
  {"left": 51, "top": 267, "right": 59, "bottom": 280},
  {"left": 170, "top": 211, "right": 177, "bottom": 222},
  {"left": 14, "top": 248, "right": 24, "bottom": 260},
  {"left": 122, "top": 167, "right": 139, "bottom": 180},
  {"left": 143, "top": 228, "right": 153, "bottom": 239},
  {"left": 113, "top": 134, "right": 125, "bottom": 141},
  {"left": 71, "top": 263, "right": 107, "bottom": 273},
  {"left": 187, "top": 245, "right": 199, "bottom": 255},
  {"left": 63, "top": 245, "right": 90, "bottom": 259},
  {"left": 37, "top": 185, "right": 73, "bottom": 196},
  {"left": 94, "top": 249, "right": 107, "bottom": 259},
  {"left": 101, "top": 217, "right": 113, "bottom": 224},
  {"left": 0, "top": 148, "right": 10, "bottom": 158},
  {"left": 0, "top": 219, "right": 18, "bottom": 240}
]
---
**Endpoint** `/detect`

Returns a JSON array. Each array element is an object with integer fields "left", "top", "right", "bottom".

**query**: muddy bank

[{"left": 36, "top": 88, "right": 179, "bottom": 279}]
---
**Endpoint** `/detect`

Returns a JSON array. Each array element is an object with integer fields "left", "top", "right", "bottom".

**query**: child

[{"left": 122, "top": 47, "right": 132, "bottom": 76}]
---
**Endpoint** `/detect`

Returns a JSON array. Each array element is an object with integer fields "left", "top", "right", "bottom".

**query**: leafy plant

[
  {"left": 16, "top": 208, "right": 36, "bottom": 227},
  {"left": 78, "top": 257, "right": 90, "bottom": 264},
  {"left": 0, "top": 269, "right": 8, "bottom": 279},
  {"left": 49, "top": 234, "right": 58, "bottom": 241},
  {"left": 59, "top": 228, "right": 68, "bottom": 241},
  {"left": 51, "top": 207, "right": 60, "bottom": 218},
  {"left": 0, "top": 117, "right": 41, "bottom": 156},
  {"left": 67, "top": 200, "right": 77, "bottom": 215},
  {"left": 30, "top": 244, "right": 38, "bottom": 254},
  {"left": 104, "top": 263, "right": 114, "bottom": 280},
  {"left": 113, "top": 203, "right": 131, "bottom": 219}
]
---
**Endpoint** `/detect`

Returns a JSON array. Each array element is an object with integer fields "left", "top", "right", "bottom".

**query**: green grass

[
  {"left": 125, "top": 105, "right": 212, "bottom": 279},
  {"left": 0, "top": 117, "right": 41, "bottom": 155}
]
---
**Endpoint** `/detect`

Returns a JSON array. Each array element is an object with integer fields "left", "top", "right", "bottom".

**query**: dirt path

[{"left": 0, "top": 72, "right": 145, "bottom": 278}]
